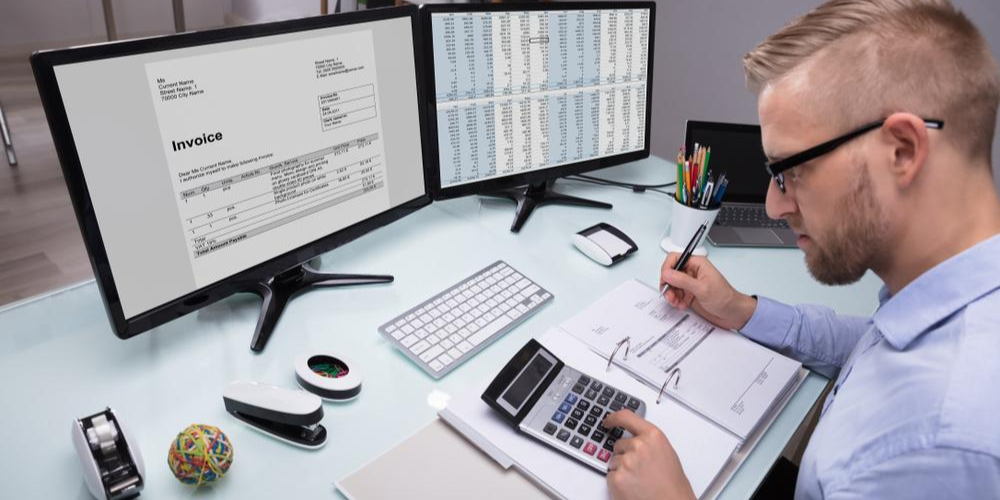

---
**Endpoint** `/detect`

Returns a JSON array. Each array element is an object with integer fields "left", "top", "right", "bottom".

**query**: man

[{"left": 602, "top": 0, "right": 1000, "bottom": 498}]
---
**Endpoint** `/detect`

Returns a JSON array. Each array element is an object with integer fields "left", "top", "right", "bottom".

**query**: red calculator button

[
  {"left": 597, "top": 449, "right": 612, "bottom": 462},
  {"left": 583, "top": 442, "right": 597, "bottom": 456}
]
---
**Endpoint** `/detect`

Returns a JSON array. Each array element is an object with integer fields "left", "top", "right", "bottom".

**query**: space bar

[{"left": 468, "top": 315, "right": 514, "bottom": 346}]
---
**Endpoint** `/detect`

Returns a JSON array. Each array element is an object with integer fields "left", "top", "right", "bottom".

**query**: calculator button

[
  {"left": 557, "top": 430, "right": 571, "bottom": 442},
  {"left": 614, "top": 393, "right": 628, "bottom": 404},
  {"left": 583, "top": 442, "right": 597, "bottom": 456},
  {"left": 578, "top": 375, "right": 592, "bottom": 387},
  {"left": 627, "top": 397, "right": 641, "bottom": 410},
  {"left": 610, "top": 402, "right": 623, "bottom": 412},
  {"left": 611, "top": 427, "right": 624, "bottom": 439},
  {"left": 570, "top": 436, "right": 585, "bottom": 449},
  {"left": 552, "top": 412, "right": 566, "bottom": 423},
  {"left": 578, "top": 424, "right": 592, "bottom": 436},
  {"left": 604, "top": 438, "right": 617, "bottom": 451},
  {"left": 571, "top": 384, "right": 585, "bottom": 394},
  {"left": 577, "top": 400, "right": 591, "bottom": 411},
  {"left": 584, "top": 415, "right": 597, "bottom": 426},
  {"left": 571, "top": 409, "right": 584, "bottom": 420},
  {"left": 602, "top": 387, "right": 615, "bottom": 398},
  {"left": 565, "top": 418, "right": 579, "bottom": 430},
  {"left": 589, "top": 406, "right": 603, "bottom": 417},
  {"left": 543, "top": 423, "right": 557, "bottom": 435},
  {"left": 564, "top": 393, "right": 579, "bottom": 405},
  {"left": 591, "top": 430, "right": 606, "bottom": 442},
  {"left": 597, "top": 449, "right": 612, "bottom": 462},
  {"left": 590, "top": 381, "right": 604, "bottom": 392},
  {"left": 598, "top": 395, "right": 611, "bottom": 406},
  {"left": 585, "top": 389, "right": 598, "bottom": 401},
  {"left": 559, "top": 402, "right": 572, "bottom": 413}
]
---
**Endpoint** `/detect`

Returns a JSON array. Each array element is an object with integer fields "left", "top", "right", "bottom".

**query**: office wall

[
  {"left": 0, "top": 0, "right": 225, "bottom": 50},
  {"left": 647, "top": 0, "right": 1000, "bottom": 193}
]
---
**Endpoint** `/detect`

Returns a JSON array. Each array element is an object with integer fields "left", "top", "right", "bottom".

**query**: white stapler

[
  {"left": 72, "top": 408, "right": 145, "bottom": 500},
  {"left": 223, "top": 381, "right": 327, "bottom": 449}
]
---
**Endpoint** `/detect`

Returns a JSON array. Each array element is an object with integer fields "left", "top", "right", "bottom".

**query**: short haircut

[{"left": 743, "top": 0, "right": 1000, "bottom": 164}]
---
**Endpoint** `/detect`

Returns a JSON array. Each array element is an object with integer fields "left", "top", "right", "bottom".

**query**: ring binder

[
  {"left": 657, "top": 368, "right": 681, "bottom": 404},
  {"left": 606, "top": 336, "right": 631, "bottom": 372}
]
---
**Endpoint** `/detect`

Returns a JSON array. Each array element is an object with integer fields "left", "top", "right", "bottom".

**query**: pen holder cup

[{"left": 660, "top": 198, "right": 719, "bottom": 257}]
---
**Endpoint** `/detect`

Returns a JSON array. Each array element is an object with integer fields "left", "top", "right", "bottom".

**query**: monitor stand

[
  {"left": 481, "top": 179, "right": 612, "bottom": 232},
  {"left": 248, "top": 263, "right": 393, "bottom": 352}
]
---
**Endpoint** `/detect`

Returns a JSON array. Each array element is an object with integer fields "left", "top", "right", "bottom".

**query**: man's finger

[{"left": 603, "top": 409, "right": 654, "bottom": 435}]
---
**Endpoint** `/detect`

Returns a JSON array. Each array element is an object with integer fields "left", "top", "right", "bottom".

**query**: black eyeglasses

[{"left": 764, "top": 117, "right": 944, "bottom": 192}]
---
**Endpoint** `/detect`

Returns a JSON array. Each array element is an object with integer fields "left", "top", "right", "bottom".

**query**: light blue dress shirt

[{"left": 740, "top": 234, "right": 1000, "bottom": 499}]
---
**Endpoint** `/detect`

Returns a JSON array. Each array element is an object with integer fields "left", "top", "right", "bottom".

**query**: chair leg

[{"left": 0, "top": 101, "right": 16, "bottom": 167}]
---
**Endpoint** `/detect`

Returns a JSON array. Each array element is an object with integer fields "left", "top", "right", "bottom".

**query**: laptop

[{"left": 685, "top": 120, "right": 797, "bottom": 248}]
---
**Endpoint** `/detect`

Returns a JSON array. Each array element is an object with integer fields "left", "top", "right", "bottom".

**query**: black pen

[{"left": 659, "top": 222, "right": 709, "bottom": 299}]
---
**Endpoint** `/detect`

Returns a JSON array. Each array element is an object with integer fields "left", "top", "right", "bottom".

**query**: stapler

[
  {"left": 223, "top": 381, "right": 327, "bottom": 449},
  {"left": 72, "top": 408, "right": 145, "bottom": 500}
]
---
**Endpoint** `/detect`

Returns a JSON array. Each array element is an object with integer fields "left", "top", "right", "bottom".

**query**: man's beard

[{"left": 795, "top": 165, "right": 886, "bottom": 285}]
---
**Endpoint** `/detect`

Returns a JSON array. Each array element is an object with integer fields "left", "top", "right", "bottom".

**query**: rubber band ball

[{"left": 167, "top": 424, "right": 234, "bottom": 486}]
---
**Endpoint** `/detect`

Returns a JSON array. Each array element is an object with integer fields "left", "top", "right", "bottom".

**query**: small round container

[{"left": 294, "top": 352, "right": 363, "bottom": 402}]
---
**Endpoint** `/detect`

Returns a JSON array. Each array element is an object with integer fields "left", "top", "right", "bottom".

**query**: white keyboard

[{"left": 379, "top": 260, "right": 553, "bottom": 379}]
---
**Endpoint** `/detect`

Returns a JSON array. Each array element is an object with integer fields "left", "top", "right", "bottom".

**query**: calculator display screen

[{"left": 502, "top": 355, "right": 554, "bottom": 410}]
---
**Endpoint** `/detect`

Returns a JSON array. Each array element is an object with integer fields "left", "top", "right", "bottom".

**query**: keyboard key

[
  {"left": 559, "top": 402, "right": 572, "bottom": 413},
  {"left": 400, "top": 335, "right": 417, "bottom": 347},
  {"left": 611, "top": 427, "right": 624, "bottom": 439},
  {"left": 552, "top": 412, "right": 566, "bottom": 423},
  {"left": 589, "top": 406, "right": 603, "bottom": 417},
  {"left": 597, "top": 449, "right": 612, "bottom": 462},
  {"left": 578, "top": 376, "right": 592, "bottom": 386},
  {"left": 543, "top": 423, "right": 557, "bottom": 435},
  {"left": 564, "top": 393, "right": 578, "bottom": 404},
  {"left": 571, "top": 384, "right": 585, "bottom": 394},
  {"left": 584, "top": 415, "right": 597, "bottom": 426},
  {"left": 591, "top": 430, "right": 606, "bottom": 442},
  {"left": 438, "top": 353, "right": 454, "bottom": 365},
  {"left": 401, "top": 324, "right": 415, "bottom": 334},
  {"left": 428, "top": 360, "right": 444, "bottom": 372},
  {"left": 583, "top": 442, "right": 597, "bottom": 456},
  {"left": 557, "top": 430, "right": 571, "bottom": 442},
  {"left": 610, "top": 402, "right": 623, "bottom": 412},
  {"left": 585, "top": 389, "right": 598, "bottom": 400},
  {"left": 576, "top": 400, "right": 590, "bottom": 411},
  {"left": 410, "top": 340, "right": 430, "bottom": 355},
  {"left": 590, "top": 381, "right": 604, "bottom": 392},
  {"left": 565, "top": 418, "right": 578, "bottom": 430},
  {"left": 427, "top": 334, "right": 441, "bottom": 344},
  {"left": 578, "top": 424, "right": 592, "bottom": 436},
  {"left": 447, "top": 347, "right": 463, "bottom": 360},
  {"left": 468, "top": 314, "right": 513, "bottom": 345},
  {"left": 419, "top": 345, "right": 445, "bottom": 362},
  {"left": 602, "top": 387, "right": 615, "bottom": 398},
  {"left": 571, "top": 409, "right": 584, "bottom": 420},
  {"left": 458, "top": 341, "right": 474, "bottom": 353},
  {"left": 627, "top": 398, "right": 641, "bottom": 410},
  {"left": 598, "top": 395, "right": 611, "bottom": 406},
  {"left": 391, "top": 329, "right": 406, "bottom": 340},
  {"left": 614, "top": 393, "right": 627, "bottom": 404},
  {"left": 569, "top": 436, "right": 585, "bottom": 449},
  {"left": 440, "top": 339, "right": 454, "bottom": 350},
  {"left": 604, "top": 438, "right": 616, "bottom": 451}
]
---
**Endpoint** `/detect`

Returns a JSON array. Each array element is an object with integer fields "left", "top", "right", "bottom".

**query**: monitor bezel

[
  {"left": 419, "top": 2, "right": 656, "bottom": 200},
  {"left": 30, "top": 6, "right": 433, "bottom": 339},
  {"left": 684, "top": 120, "right": 766, "bottom": 204}
]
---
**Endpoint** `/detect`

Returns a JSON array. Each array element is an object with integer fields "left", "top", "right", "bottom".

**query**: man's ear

[{"left": 881, "top": 113, "right": 931, "bottom": 188}]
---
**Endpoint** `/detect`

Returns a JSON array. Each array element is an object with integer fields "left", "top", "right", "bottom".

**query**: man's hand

[
  {"left": 660, "top": 253, "right": 757, "bottom": 331},
  {"left": 604, "top": 410, "right": 696, "bottom": 500}
]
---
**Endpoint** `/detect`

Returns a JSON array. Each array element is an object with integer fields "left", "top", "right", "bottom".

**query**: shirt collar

[{"left": 874, "top": 233, "right": 1000, "bottom": 350}]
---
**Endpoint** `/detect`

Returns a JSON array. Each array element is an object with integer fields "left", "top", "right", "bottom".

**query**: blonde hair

[{"left": 743, "top": 0, "right": 1000, "bottom": 163}]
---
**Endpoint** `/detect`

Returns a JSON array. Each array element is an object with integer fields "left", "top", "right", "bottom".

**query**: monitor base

[
  {"left": 248, "top": 264, "right": 393, "bottom": 352},
  {"left": 481, "top": 180, "right": 612, "bottom": 233}
]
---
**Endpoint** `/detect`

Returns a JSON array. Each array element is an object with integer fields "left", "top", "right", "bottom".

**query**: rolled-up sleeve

[{"left": 739, "top": 296, "right": 870, "bottom": 378}]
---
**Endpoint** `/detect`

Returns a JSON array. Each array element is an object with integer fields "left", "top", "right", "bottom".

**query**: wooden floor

[{"left": 0, "top": 53, "right": 92, "bottom": 307}]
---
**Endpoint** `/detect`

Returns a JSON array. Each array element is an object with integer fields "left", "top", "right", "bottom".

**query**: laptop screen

[{"left": 685, "top": 121, "right": 770, "bottom": 204}]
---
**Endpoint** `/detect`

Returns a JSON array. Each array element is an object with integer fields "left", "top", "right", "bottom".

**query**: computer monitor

[
  {"left": 30, "top": 7, "right": 431, "bottom": 352},
  {"left": 421, "top": 2, "right": 655, "bottom": 232}
]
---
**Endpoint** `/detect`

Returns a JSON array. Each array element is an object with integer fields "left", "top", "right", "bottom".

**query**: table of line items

[
  {"left": 432, "top": 9, "right": 650, "bottom": 187},
  {"left": 179, "top": 133, "right": 383, "bottom": 258}
]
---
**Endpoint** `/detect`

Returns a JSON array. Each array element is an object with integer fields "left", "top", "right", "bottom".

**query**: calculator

[{"left": 482, "top": 339, "right": 647, "bottom": 473}]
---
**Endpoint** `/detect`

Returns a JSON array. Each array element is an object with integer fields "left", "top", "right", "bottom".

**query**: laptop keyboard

[{"left": 715, "top": 205, "right": 790, "bottom": 229}]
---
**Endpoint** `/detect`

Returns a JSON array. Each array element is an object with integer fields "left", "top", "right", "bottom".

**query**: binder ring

[
  {"left": 606, "top": 336, "right": 631, "bottom": 372},
  {"left": 657, "top": 368, "right": 681, "bottom": 404}
]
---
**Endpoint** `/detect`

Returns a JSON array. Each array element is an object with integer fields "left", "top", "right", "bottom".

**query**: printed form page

[{"left": 145, "top": 30, "right": 389, "bottom": 287}]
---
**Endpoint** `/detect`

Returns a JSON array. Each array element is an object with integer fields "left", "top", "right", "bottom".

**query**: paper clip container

[{"left": 660, "top": 197, "right": 719, "bottom": 256}]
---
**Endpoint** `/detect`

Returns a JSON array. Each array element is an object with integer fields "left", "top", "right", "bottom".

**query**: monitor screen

[
  {"left": 47, "top": 15, "right": 426, "bottom": 320},
  {"left": 430, "top": 7, "right": 651, "bottom": 189},
  {"left": 686, "top": 123, "right": 771, "bottom": 204}
]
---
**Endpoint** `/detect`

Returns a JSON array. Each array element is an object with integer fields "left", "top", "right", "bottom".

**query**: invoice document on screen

[{"left": 145, "top": 29, "right": 390, "bottom": 287}]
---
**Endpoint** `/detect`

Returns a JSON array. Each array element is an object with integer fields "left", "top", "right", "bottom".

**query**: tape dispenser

[{"left": 72, "top": 408, "right": 145, "bottom": 500}]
